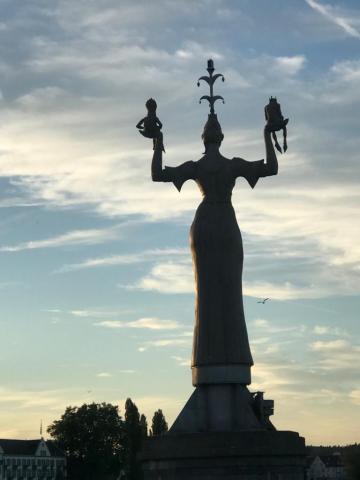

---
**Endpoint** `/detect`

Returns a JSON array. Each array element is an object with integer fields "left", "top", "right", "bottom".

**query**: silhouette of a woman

[{"left": 151, "top": 113, "right": 278, "bottom": 386}]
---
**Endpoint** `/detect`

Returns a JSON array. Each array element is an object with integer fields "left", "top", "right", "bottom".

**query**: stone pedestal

[
  {"left": 170, "top": 385, "right": 274, "bottom": 433},
  {"left": 140, "top": 385, "right": 306, "bottom": 478},
  {"left": 141, "top": 431, "right": 306, "bottom": 480}
]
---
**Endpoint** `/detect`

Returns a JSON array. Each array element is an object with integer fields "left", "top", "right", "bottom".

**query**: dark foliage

[
  {"left": 150, "top": 409, "right": 168, "bottom": 436},
  {"left": 343, "top": 444, "right": 360, "bottom": 480},
  {"left": 123, "top": 398, "right": 148, "bottom": 480},
  {"left": 47, "top": 402, "right": 124, "bottom": 480},
  {"left": 47, "top": 400, "right": 169, "bottom": 479}
]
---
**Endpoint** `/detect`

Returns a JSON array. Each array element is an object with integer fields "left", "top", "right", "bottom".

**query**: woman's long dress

[{"left": 163, "top": 156, "right": 265, "bottom": 383}]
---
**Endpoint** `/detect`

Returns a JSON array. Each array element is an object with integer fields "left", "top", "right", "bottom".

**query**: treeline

[
  {"left": 47, "top": 399, "right": 168, "bottom": 480},
  {"left": 306, "top": 444, "right": 360, "bottom": 479},
  {"left": 306, "top": 443, "right": 359, "bottom": 455}
]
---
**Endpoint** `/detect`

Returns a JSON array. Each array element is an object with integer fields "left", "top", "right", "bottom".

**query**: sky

[{"left": 0, "top": 0, "right": 359, "bottom": 446}]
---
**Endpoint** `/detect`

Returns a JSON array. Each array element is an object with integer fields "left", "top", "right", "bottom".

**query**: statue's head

[
  {"left": 202, "top": 113, "right": 224, "bottom": 151},
  {"left": 146, "top": 98, "right": 157, "bottom": 114}
]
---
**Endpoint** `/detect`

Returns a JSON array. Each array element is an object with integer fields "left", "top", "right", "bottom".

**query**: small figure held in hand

[
  {"left": 136, "top": 98, "right": 165, "bottom": 152},
  {"left": 264, "top": 96, "right": 289, "bottom": 153}
]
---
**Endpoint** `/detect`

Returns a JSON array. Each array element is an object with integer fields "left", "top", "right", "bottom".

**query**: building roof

[
  {"left": 320, "top": 454, "right": 344, "bottom": 468},
  {"left": 46, "top": 440, "right": 65, "bottom": 457},
  {"left": 0, "top": 439, "right": 64, "bottom": 457},
  {"left": 306, "top": 453, "right": 344, "bottom": 469}
]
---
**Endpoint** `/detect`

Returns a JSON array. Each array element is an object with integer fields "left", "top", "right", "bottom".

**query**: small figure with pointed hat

[
  {"left": 136, "top": 98, "right": 165, "bottom": 152},
  {"left": 264, "top": 96, "right": 289, "bottom": 153}
]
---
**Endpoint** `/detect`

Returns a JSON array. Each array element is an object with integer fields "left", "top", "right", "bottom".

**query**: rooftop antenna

[{"left": 40, "top": 419, "right": 43, "bottom": 439}]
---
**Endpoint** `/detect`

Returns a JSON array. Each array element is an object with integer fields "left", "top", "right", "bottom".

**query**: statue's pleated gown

[{"left": 164, "top": 155, "right": 265, "bottom": 372}]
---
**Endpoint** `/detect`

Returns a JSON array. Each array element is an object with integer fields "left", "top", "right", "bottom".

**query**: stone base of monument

[
  {"left": 169, "top": 384, "right": 275, "bottom": 433},
  {"left": 141, "top": 431, "right": 306, "bottom": 480}
]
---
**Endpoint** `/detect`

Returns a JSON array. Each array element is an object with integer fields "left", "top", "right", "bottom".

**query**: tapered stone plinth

[{"left": 141, "top": 431, "right": 306, "bottom": 480}]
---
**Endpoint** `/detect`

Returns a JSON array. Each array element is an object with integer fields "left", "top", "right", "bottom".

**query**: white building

[
  {"left": 307, "top": 453, "right": 348, "bottom": 480},
  {"left": 0, "top": 438, "right": 66, "bottom": 479}
]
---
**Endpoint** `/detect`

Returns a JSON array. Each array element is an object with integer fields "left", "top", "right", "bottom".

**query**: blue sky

[{"left": 0, "top": 0, "right": 359, "bottom": 445}]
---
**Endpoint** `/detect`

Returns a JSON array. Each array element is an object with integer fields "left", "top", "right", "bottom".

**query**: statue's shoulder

[
  {"left": 230, "top": 157, "right": 249, "bottom": 171},
  {"left": 196, "top": 154, "right": 233, "bottom": 174},
  {"left": 231, "top": 156, "right": 246, "bottom": 163}
]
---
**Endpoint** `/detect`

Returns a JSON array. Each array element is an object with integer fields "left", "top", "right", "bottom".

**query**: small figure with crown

[{"left": 136, "top": 98, "right": 165, "bottom": 152}]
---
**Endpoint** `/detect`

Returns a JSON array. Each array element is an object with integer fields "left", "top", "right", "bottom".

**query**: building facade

[
  {"left": 0, "top": 438, "right": 66, "bottom": 480},
  {"left": 307, "top": 453, "right": 348, "bottom": 480}
]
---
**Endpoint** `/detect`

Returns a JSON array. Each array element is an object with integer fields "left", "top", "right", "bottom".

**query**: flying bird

[{"left": 257, "top": 298, "right": 269, "bottom": 304}]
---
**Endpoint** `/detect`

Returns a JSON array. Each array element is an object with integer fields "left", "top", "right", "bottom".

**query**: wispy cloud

[
  {"left": 305, "top": 0, "right": 360, "bottom": 38},
  {"left": 57, "top": 248, "right": 188, "bottom": 273},
  {"left": 96, "top": 372, "right": 112, "bottom": 378},
  {"left": 69, "top": 309, "right": 120, "bottom": 318},
  {"left": 0, "top": 387, "right": 82, "bottom": 410},
  {"left": 95, "top": 317, "right": 181, "bottom": 330},
  {"left": 310, "top": 339, "right": 360, "bottom": 371},
  {"left": 171, "top": 355, "right": 190, "bottom": 367},
  {"left": 252, "top": 318, "right": 306, "bottom": 335},
  {"left": 0, "top": 228, "right": 117, "bottom": 252},
  {"left": 313, "top": 325, "right": 349, "bottom": 336},
  {"left": 311, "top": 339, "right": 349, "bottom": 351},
  {"left": 138, "top": 338, "right": 190, "bottom": 351}
]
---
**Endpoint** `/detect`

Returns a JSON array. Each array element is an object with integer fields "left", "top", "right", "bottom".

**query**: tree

[
  {"left": 344, "top": 444, "right": 360, "bottom": 480},
  {"left": 150, "top": 409, "right": 168, "bottom": 436},
  {"left": 123, "top": 398, "right": 147, "bottom": 480},
  {"left": 47, "top": 402, "right": 124, "bottom": 480},
  {"left": 140, "top": 414, "right": 148, "bottom": 438}
]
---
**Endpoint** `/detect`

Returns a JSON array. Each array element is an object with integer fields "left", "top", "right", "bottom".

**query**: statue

[
  {"left": 136, "top": 98, "right": 165, "bottom": 152},
  {"left": 264, "top": 96, "right": 289, "bottom": 153},
  {"left": 143, "top": 59, "right": 281, "bottom": 387},
  {"left": 139, "top": 61, "right": 307, "bottom": 480}
]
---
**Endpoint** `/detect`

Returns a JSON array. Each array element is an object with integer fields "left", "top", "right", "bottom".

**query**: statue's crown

[
  {"left": 197, "top": 59, "right": 225, "bottom": 145},
  {"left": 197, "top": 59, "right": 225, "bottom": 115}
]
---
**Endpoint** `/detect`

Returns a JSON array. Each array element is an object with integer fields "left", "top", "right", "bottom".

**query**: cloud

[
  {"left": 69, "top": 309, "right": 120, "bottom": 318},
  {"left": 309, "top": 338, "right": 360, "bottom": 371},
  {"left": 127, "top": 318, "right": 180, "bottom": 330},
  {"left": 313, "top": 343, "right": 360, "bottom": 370},
  {"left": 252, "top": 318, "right": 306, "bottom": 335},
  {"left": 175, "top": 41, "right": 223, "bottom": 61},
  {"left": 313, "top": 325, "right": 348, "bottom": 336},
  {"left": 96, "top": 372, "right": 112, "bottom": 378},
  {"left": 349, "top": 389, "right": 360, "bottom": 406},
  {"left": 171, "top": 355, "right": 190, "bottom": 367},
  {"left": 311, "top": 339, "right": 349, "bottom": 351},
  {"left": 0, "top": 228, "right": 117, "bottom": 252},
  {"left": 305, "top": 0, "right": 360, "bottom": 38},
  {"left": 138, "top": 338, "right": 191, "bottom": 351},
  {"left": 245, "top": 281, "right": 317, "bottom": 301},
  {"left": 0, "top": 10, "right": 359, "bottom": 305},
  {"left": 275, "top": 55, "right": 306, "bottom": 75},
  {"left": 0, "top": 387, "right": 82, "bottom": 410},
  {"left": 133, "top": 262, "right": 194, "bottom": 294},
  {"left": 57, "top": 248, "right": 188, "bottom": 273},
  {"left": 95, "top": 317, "right": 181, "bottom": 330},
  {"left": 331, "top": 59, "right": 360, "bottom": 82}
]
